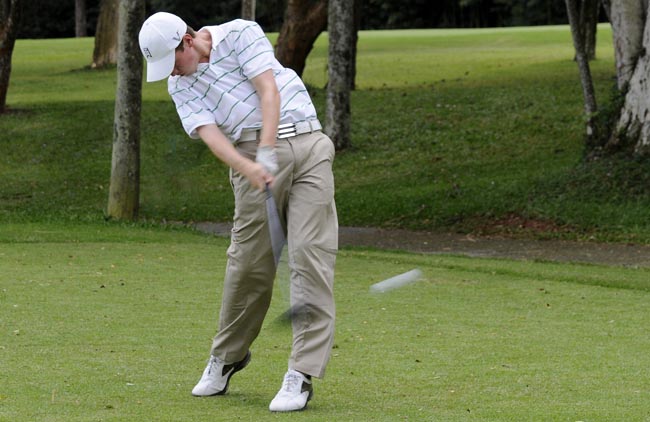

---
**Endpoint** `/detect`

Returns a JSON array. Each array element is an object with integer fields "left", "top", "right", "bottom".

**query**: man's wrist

[
  {"left": 231, "top": 155, "right": 253, "bottom": 175},
  {"left": 258, "top": 135, "right": 276, "bottom": 148},
  {"left": 256, "top": 145, "right": 279, "bottom": 175}
]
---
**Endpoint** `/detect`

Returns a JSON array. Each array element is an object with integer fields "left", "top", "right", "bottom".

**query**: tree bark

[
  {"left": 582, "top": 0, "right": 599, "bottom": 60},
  {"left": 241, "top": 0, "right": 256, "bottom": 20},
  {"left": 326, "top": 0, "right": 353, "bottom": 150},
  {"left": 75, "top": 0, "right": 87, "bottom": 37},
  {"left": 107, "top": 0, "right": 144, "bottom": 220},
  {"left": 0, "top": 0, "right": 20, "bottom": 113},
  {"left": 92, "top": 0, "right": 119, "bottom": 69},
  {"left": 275, "top": 0, "right": 328, "bottom": 77},
  {"left": 566, "top": 0, "right": 598, "bottom": 136},
  {"left": 349, "top": 0, "right": 361, "bottom": 90},
  {"left": 601, "top": 0, "right": 611, "bottom": 21},
  {"left": 610, "top": 2, "right": 650, "bottom": 155},
  {"left": 609, "top": 0, "right": 646, "bottom": 89}
]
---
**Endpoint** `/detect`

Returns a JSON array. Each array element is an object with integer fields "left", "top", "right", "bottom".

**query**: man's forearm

[
  {"left": 251, "top": 69, "right": 280, "bottom": 148},
  {"left": 197, "top": 124, "right": 250, "bottom": 172},
  {"left": 258, "top": 93, "right": 280, "bottom": 147},
  {"left": 197, "top": 124, "right": 273, "bottom": 190}
]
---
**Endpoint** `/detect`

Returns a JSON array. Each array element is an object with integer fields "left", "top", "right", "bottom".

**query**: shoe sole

[
  {"left": 193, "top": 351, "right": 252, "bottom": 397},
  {"left": 269, "top": 386, "right": 314, "bottom": 412}
]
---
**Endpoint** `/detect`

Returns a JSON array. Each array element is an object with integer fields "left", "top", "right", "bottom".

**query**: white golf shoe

[
  {"left": 191, "top": 351, "right": 251, "bottom": 396},
  {"left": 269, "top": 369, "right": 313, "bottom": 412}
]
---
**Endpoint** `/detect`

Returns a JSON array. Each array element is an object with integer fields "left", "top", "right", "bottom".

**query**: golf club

[
  {"left": 265, "top": 185, "right": 293, "bottom": 322},
  {"left": 369, "top": 269, "right": 423, "bottom": 293},
  {"left": 265, "top": 184, "right": 286, "bottom": 267}
]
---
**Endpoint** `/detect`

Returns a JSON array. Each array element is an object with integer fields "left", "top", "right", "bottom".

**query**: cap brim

[{"left": 146, "top": 50, "right": 175, "bottom": 82}]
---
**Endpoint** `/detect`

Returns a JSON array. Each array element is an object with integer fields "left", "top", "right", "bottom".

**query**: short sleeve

[
  {"left": 231, "top": 20, "right": 276, "bottom": 80},
  {"left": 168, "top": 78, "right": 216, "bottom": 139}
]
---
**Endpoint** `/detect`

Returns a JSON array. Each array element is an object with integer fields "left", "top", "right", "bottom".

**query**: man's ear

[{"left": 183, "top": 34, "right": 193, "bottom": 48}]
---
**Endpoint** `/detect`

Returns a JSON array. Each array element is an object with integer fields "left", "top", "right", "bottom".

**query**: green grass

[
  {"left": 1, "top": 223, "right": 650, "bottom": 421},
  {"left": 4, "top": 26, "right": 650, "bottom": 420},
  {"left": 2, "top": 25, "right": 650, "bottom": 241}
]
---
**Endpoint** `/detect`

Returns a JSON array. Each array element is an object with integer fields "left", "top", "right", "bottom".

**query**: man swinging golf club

[{"left": 138, "top": 12, "right": 338, "bottom": 412}]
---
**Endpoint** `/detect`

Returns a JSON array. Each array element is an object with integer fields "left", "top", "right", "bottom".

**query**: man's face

[{"left": 171, "top": 36, "right": 198, "bottom": 77}]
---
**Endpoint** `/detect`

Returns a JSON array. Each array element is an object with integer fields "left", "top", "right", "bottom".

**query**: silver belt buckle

[{"left": 277, "top": 123, "right": 297, "bottom": 139}]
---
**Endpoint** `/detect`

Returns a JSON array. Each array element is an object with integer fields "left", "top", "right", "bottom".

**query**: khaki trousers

[{"left": 210, "top": 130, "right": 338, "bottom": 378}]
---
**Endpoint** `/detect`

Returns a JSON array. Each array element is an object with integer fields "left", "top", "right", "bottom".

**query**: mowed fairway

[
  {"left": 1, "top": 224, "right": 650, "bottom": 421},
  {"left": 7, "top": 25, "right": 650, "bottom": 241},
  {"left": 2, "top": 23, "right": 650, "bottom": 421}
]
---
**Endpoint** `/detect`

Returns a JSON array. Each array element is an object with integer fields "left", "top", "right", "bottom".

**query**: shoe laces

[
  {"left": 206, "top": 356, "right": 222, "bottom": 375},
  {"left": 281, "top": 370, "right": 304, "bottom": 392}
]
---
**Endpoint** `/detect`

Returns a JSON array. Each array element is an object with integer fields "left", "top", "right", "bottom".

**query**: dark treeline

[{"left": 18, "top": 0, "right": 600, "bottom": 39}]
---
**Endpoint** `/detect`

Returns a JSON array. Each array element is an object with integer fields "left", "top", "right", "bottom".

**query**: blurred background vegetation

[{"left": 18, "top": 0, "right": 593, "bottom": 39}]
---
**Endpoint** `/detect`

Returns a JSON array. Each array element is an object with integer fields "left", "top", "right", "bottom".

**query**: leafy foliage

[
  {"left": 17, "top": 0, "right": 586, "bottom": 38},
  {"left": 4, "top": 26, "right": 650, "bottom": 242}
]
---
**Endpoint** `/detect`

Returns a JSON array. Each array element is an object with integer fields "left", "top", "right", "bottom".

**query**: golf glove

[{"left": 256, "top": 146, "right": 279, "bottom": 175}]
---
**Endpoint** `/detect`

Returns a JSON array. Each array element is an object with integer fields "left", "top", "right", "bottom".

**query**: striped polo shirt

[{"left": 168, "top": 19, "right": 317, "bottom": 142}]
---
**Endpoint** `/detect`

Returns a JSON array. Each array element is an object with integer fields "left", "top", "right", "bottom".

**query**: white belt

[{"left": 238, "top": 119, "right": 322, "bottom": 142}]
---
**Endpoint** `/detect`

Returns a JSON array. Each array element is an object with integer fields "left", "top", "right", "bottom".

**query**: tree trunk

[
  {"left": 92, "top": 0, "right": 119, "bottom": 69},
  {"left": 582, "top": 0, "right": 600, "bottom": 60},
  {"left": 326, "top": 0, "right": 353, "bottom": 150},
  {"left": 349, "top": 0, "right": 361, "bottom": 90},
  {"left": 609, "top": 0, "right": 646, "bottom": 90},
  {"left": 609, "top": 2, "right": 650, "bottom": 155},
  {"left": 75, "top": 0, "right": 87, "bottom": 37},
  {"left": 241, "top": 0, "right": 256, "bottom": 20},
  {"left": 0, "top": 0, "right": 20, "bottom": 114},
  {"left": 566, "top": 0, "right": 598, "bottom": 136},
  {"left": 275, "top": 0, "right": 328, "bottom": 77},
  {"left": 601, "top": 0, "right": 611, "bottom": 21},
  {"left": 107, "top": 0, "right": 144, "bottom": 220}
]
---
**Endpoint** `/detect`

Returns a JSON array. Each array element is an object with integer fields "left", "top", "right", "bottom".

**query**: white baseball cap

[{"left": 138, "top": 12, "right": 187, "bottom": 82}]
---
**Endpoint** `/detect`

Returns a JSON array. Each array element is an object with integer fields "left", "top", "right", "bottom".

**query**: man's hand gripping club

[{"left": 197, "top": 124, "right": 275, "bottom": 191}]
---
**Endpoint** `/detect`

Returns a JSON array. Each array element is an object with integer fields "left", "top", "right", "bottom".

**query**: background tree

[
  {"left": 16, "top": 0, "right": 99, "bottom": 39},
  {"left": 145, "top": 0, "right": 284, "bottom": 33},
  {"left": 349, "top": 0, "right": 361, "bottom": 90},
  {"left": 606, "top": 1, "right": 650, "bottom": 155},
  {"left": 581, "top": 0, "right": 600, "bottom": 59},
  {"left": 107, "top": 0, "right": 144, "bottom": 220},
  {"left": 92, "top": 0, "right": 119, "bottom": 68},
  {"left": 17, "top": 0, "right": 596, "bottom": 39},
  {"left": 76, "top": 0, "right": 87, "bottom": 37},
  {"left": 241, "top": 0, "right": 255, "bottom": 20},
  {"left": 565, "top": 0, "right": 597, "bottom": 137},
  {"left": 326, "top": 0, "right": 354, "bottom": 150},
  {"left": 0, "top": 0, "right": 20, "bottom": 114},
  {"left": 275, "top": 0, "right": 328, "bottom": 76},
  {"left": 601, "top": 0, "right": 611, "bottom": 20},
  {"left": 608, "top": 0, "right": 645, "bottom": 91}
]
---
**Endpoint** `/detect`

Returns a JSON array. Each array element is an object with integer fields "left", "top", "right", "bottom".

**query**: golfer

[{"left": 138, "top": 12, "right": 338, "bottom": 412}]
